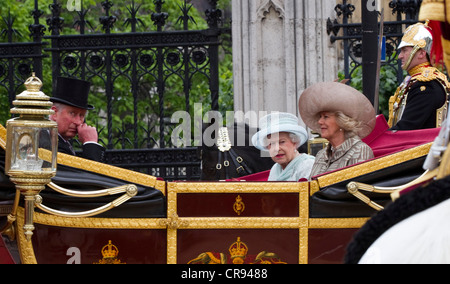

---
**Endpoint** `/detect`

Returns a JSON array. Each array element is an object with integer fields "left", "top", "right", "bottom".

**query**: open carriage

[{"left": 0, "top": 110, "right": 442, "bottom": 264}]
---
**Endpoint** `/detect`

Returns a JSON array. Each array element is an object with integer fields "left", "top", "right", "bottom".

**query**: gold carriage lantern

[{"left": 4, "top": 73, "right": 58, "bottom": 241}]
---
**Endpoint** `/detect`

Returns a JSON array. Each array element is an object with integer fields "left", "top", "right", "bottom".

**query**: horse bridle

[{"left": 215, "top": 127, "right": 253, "bottom": 179}]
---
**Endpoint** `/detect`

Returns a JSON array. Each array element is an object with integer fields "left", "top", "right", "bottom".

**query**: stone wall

[{"left": 232, "top": 0, "right": 340, "bottom": 126}]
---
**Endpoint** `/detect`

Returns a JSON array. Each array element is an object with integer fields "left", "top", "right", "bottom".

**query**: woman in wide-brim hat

[
  {"left": 252, "top": 112, "right": 315, "bottom": 181},
  {"left": 298, "top": 82, "right": 376, "bottom": 178}
]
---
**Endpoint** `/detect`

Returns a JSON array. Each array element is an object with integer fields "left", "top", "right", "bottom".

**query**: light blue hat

[{"left": 252, "top": 112, "right": 308, "bottom": 151}]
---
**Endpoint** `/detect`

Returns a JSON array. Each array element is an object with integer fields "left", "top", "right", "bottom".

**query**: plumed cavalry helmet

[{"left": 398, "top": 21, "right": 433, "bottom": 70}]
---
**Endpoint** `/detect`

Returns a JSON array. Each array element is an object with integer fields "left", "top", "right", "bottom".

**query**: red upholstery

[
  {"left": 363, "top": 115, "right": 440, "bottom": 158},
  {"left": 0, "top": 237, "right": 14, "bottom": 264},
  {"left": 227, "top": 170, "right": 271, "bottom": 182}
]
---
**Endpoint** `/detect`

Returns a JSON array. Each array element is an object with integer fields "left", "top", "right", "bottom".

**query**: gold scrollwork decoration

[{"left": 159, "top": 213, "right": 189, "bottom": 230}]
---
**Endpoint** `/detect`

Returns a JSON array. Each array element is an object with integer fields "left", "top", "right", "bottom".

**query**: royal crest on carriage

[
  {"left": 187, "top": 237, "right": 286, "bottom": 264},
  {"left": 94, "top": 240, "right": 125, "bottom": 264}
]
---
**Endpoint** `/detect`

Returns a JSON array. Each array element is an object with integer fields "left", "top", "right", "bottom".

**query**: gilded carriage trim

[
  {"left": 167, "top": 228, "right": 177, "bottom": 264},
  {"left": 0, "top": 124, "right": 6, "bottom": 150},
  {"left": 299, "top": 227, "right": 308, "bottom": 264},
  {"left": 172, "top": 217, "right": 303, "bottom": 229},
  {"left": 167, "top": 187, "right": 178, "bottom": 219},
  {"left": 309, "top": 180, "right": 320, "bottom": 196},
  {"left": 300, "top": 181, "right": 310, "bottom": 218},
  {"left": 159, "top": 213, "right": 189, "bottom": 230},
  {"left": 309, "top": 218, "right": 369, "bottom": 229},
  {"left": 166, "top": 187, "right": 178, "bottom": 264},
  {"left": 31, "top": 209, "right": 166, "bottom": 229},
  {"left": 315, "top": 143, "right": 432, "bottom": 188},
  {"left": 155, "top": 180, "right": 167, "bottom": 194},
  {"left": 299, "top": 181, "right": 310, "bottom": 264},
  {"left": 15, "top": 208, "right": 37, "bottom": 264},
  {"left": 168, "top": 181, "right": 308, "bottom": 193}
]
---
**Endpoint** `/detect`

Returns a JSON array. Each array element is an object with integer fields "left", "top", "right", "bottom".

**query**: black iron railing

[
  {"left": 327, "top": 0, "right": 422, "bottom": 85},
  {"left": 0, "top": 0, "right": 231, "bottom": 181}
]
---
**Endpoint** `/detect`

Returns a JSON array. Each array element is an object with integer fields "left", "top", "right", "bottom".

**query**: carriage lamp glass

[{"left": 5, "top": 73, "right": 58, "bottom": 241}]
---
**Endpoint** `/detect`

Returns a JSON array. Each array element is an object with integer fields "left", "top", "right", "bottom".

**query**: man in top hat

[
  {"left": 50, "top": 77, "right": 105, "bottom": 162},
  {"left": 388, "top": 21, "right": 450, "bottom": 131}
]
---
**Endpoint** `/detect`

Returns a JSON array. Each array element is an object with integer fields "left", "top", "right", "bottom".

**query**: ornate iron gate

[
  {"left": 327, "top": 0, "right": 422, "bottom": 90},
  {"left": 0, "top": 0, "right": 231, "bottom": 180}
]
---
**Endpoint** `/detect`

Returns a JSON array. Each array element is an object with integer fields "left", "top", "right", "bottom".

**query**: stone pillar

[{"left": 232, "top": 0, "right": 340, "bottom": 126}]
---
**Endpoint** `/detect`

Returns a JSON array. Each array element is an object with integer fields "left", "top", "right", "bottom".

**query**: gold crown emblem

[
  {"left": 101, "top": 240, "right": 119, "bottom": 259},
  {"left": 94, "top": 240, "right": 125, "bottom": 264},
  {"left": 24, "top": 73, "right": 43, "bottom": 92},
  {"left": 229, "top": 237, "right": 249, "bottom": 264}
]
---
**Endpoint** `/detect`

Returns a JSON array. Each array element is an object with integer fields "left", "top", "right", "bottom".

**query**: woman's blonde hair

[{"left": 334, "top": 111, "right": 363, "bottom": 139}]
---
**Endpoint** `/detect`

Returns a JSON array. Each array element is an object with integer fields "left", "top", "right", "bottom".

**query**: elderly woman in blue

[{"left": 252, "top": 112, "right": 315, "bottom": 181}]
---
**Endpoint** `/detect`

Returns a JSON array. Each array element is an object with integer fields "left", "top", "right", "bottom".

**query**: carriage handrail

[
  {"left": 34, "top": 184, "right": 138, "bottom": 218},
  {"left": 48, "top": 182, "right": 137, "bottom": 198},
  {"left": 347, "top": 168, "right": 438, "bottom": 211},
  {"left": 346, "top": 182, "right": 385, "bottom": 211}
]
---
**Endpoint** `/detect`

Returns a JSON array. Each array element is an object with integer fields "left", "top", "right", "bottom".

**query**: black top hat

[{"left": 50, "top": 77, "right": 94, "bottom": 110}]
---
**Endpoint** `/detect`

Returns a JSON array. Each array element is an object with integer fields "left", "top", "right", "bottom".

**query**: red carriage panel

[
  {"left": 177, "top": 192, "right": 299, "bottom": 217},
  {"left": 31, "top": 224, "right": 167, "bottom": 264},
  {"left": 178, "top": 229, "right": 298, "bottom": 264}
]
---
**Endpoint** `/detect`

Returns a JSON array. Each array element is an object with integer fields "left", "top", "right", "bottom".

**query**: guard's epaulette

[{"left": 413, "top": 67, "right": 450, "bottom": 89}]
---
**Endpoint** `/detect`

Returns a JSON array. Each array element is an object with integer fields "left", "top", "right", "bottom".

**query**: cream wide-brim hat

[
  {"left": 252, "top": 112, "right": 308, "bottom": 151},
  {"left": 298, "top": 82, "right": 376, "bottom": 139}
]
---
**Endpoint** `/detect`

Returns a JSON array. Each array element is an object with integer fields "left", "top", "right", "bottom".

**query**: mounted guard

[{"left": 388, "top": 21, "right": 450, "bottom": 130}]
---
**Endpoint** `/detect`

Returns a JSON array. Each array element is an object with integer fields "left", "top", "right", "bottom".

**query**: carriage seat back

[{"left": 363, "top": 115, "right": 440, "bottom": 158}]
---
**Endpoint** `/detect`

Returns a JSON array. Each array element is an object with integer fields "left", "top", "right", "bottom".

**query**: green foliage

[
  {"left": 0, "top": 0, "right": 234, "bottom": 148},
  {"left": 0, "top": 94, "right": 9, "bottom": 125}
]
